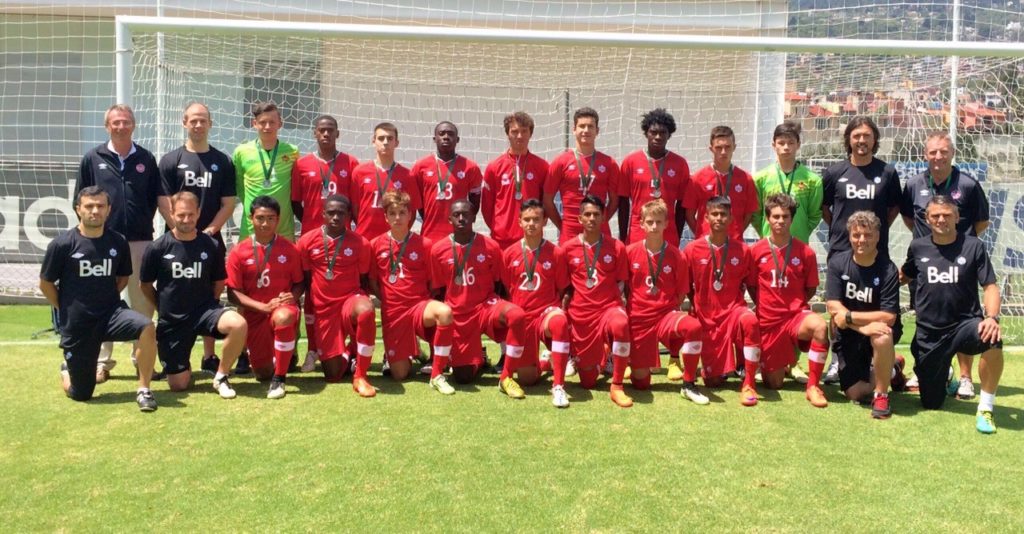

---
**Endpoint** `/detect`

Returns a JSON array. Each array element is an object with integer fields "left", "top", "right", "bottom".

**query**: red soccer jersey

[
  {"left": 619, "top": 150, "right": 690, "bottom": 245},
  {"left": 297, "top": 228, "right": 371, "bottom": 308},
  {"left": 226, "top": 236, "right": 304, "bottom": 303},
  {"left": 410, "top": 153, "right": 483, "bottom": 242},
  {"left": 482, "top": 151, "right": 549, "bottom": 248},
  {"left": 349, "top": 160, "right": 420, "bottom": 240},
  {"left": 290, "top": 152, "right": 359, "bottom": 237},
  {"left": 745, "top": 237, "right": 819, "bottom": 327},
  {"left": 429, "top": 233, "right": 504, "bottom": 312},
  {"left": 625, "top": 240, "right": 690, "bottom": 326},
  {"left": 544, "top": 150, "right": 621, "bottom": 244},
  {"left": 562, "top": 236, "right": 629, "bottom": 312},
  {"left": 684, "top": 164, "right": 758, "bottom": 240},
  {"left": 369, "top": 231, "right": 433, "bottom": 324},
  {"left": 501, "top": 239, "right": 568, "bottom": 316},
  {"left": 683, "top": 236, "right": 752, "bottom": 326}
]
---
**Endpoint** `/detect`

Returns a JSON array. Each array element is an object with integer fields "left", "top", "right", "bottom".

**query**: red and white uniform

[
  {"left": 369, "top": 231, "right": 435, "bottom": 362},
  {"left": 563, "top": 236, "right": 630, "bottom": 366},
  {"left": 429, "top": 234, "right": 510, "bottom": 367},
  {"left": 683, "top": 165, "right": 758, "bottom": 240},
  {"left": 349, "top": 161, "right": 420, "bottom": 240},
  {"left": 683, "top": 237, "right": 756, "bottom": 377},
  {"left": 226, "top": 236, "right": 304, "bottom": 368},
  {"left": 746, "top": 237, "right": 819, "bottom": 372},
  {"left": 411, "top": 153, "right": 482, "bottom": 242},
  {"left": 482, "top": 151, "right": 549, "bottom": 249},
  {"left": 297, "top": 228, "right": 372, "bottom": 358},
  {"left": 618, "top": 150, "right": 690, "bottom": 245},
  {"left": 625, "top": 241, "right": 698, "bottom": 369},
  {"left": 545, "top": 150, "right": 621, "bottom": 244},
  {"left": 502, "top": 240, "right": 569, "bottom": 367},
  {"left": 290, "top": 152, "right": 359, "bottom": 237}
]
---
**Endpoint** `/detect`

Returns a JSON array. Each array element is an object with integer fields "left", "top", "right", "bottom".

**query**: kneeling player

[
  {"left": 826, "top": 211, "right": 901, "bottom": 419},
  {"left": 502, "top": 199, "right": 572, "bottom": 407},
  {"left": 140, "top": 192, "right": 248, "bottom": 398},
  {"left": 40, "top": 186, "right": 158, "bottom": 411},
  {"left": 226, "top": 196, "right": 304, "bottom": 399},
  {"left": 369, "top": 190, "right": 456, "bottom": 393},
  {"left": 563, "top": 195, "right": 634, "bottom": 407},
  {"left": 297, "top": 194, "right": 378, "bottom": 397},
  {"left": 626, "top": 199, "right": 703, "bottom": 402},
  {"left": 683, "top": 196, "right": 760, "bottom": 406},
  {"left": 747, "top": 193, "right": 829, "bottom": 407},
  {"left": 430, "top": 200, "right": 529, "bottom": 397}
]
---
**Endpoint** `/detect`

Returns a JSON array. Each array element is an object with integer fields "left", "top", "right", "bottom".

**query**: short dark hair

[
  {"left": 313, "top": 115, "right": 338, "bottom": 129},
  {"left": 764, "top": 193, "right": 798, "bottom": 218},
  {"left": 323, "top": 194, "right": 352, "bottom": 212},
  {"left": 709, "top": 125, "right": 735, "bottom": 144},
  {"left": 706, "top": 195, "right": 732, "bottom": 213},
  {"left": 504, "top": 111, "right": 535, "bottom": 134},
  {"left": 926, "top": 194, "right": 960, "bottom": 214},
  {"left": 75, "top": 186, "right": 110, "bottom": 208},
  {"left": 580, "top": 193, "right": 605, "bottom": 212},
  {"left": 640, "top": 108, "right": 676, "bottom": 135},
  {"left": 843, "top": 115, "right": 880, "bottom": 155},
  {"left": 434, "top": 121, "right": 458, "bottom": 136},
  {"left": 573, "top": 107, "right": 599, "bottom": 128},
  {"left": 251, "top": 101, "right": 279, "bottom": 120},
  {"left": 519, "top": 198, "right": 545, "bottom": 214},
  {"left": 773, "top": 121, "right": 801, "bottom": 143},
  {"left": 373, "top": 122, "right": 398, "bottom": 139},
  {"left": 250, "top": 195, "right": 281, "bottom": 216}
]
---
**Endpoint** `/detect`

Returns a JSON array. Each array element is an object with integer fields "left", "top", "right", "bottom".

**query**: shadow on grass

[
  {"left": 894, "top": 391, "right": 1024, "bottom": 432},
  {"left": 87, "top": 390, "right": 189, "bottom": 409}
]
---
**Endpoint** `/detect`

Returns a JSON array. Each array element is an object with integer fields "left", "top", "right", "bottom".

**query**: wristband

[{"left": 845, "top": 310, "right": 853, "bottom": 328}]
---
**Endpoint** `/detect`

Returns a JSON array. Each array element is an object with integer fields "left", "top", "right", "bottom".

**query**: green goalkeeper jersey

[
  {"left": 751, "top": 162, "right": 823, "bottom": 244},
  {"left": 233, "top": 139, "right": 300, "bottom": 240}
]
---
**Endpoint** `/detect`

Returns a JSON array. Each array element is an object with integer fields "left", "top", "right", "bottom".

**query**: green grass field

[{"left": 1, "top": 304, "right": 1022, "bottom": 532}]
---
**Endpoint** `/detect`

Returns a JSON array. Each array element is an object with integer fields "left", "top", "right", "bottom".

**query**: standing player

[
  {"left": 825, "top": 211, "right": 901, "bottom": 419},
  {"left": 430, "top": 200, "right": 529, "bottom": 397},
  {"left": 746, "top": 194, "right": 829, "bottom": 407},
  {"left": 562, "top": 195, "right": 634, "bottom": 407},
  {"left": 411, "top": 121, "right": 482, "bottom": 242},
  {"left": 233, "top": 101, "right": 300, "bottom": 241},
  {"left": 350, "top": 122, "right": 420, "bottom": 240},
  {"left": 617, "top": 108, "right": 689, "bottom": 246},
  {"left": 683, "top": 197, "right": 760, "bottom": 406},
  {"left": 626, "top": 200, "right": 704, "bottom": 402},
  {"left": 225, "top": 196, "right": 304, "bottom": 399},
  {"left": 901, "top": 131, "right": 991, "bottom": 398},
  {"left": 482, "top": 111, "right": 549, "bottom": 250},
  {"left": 368, "top": 190, "right": 456, "bottom": 394},
  {"left": 297, "top": 195, "right": 378, "bottom": 397},
  {"left": 900, "top": 196, "right": 1003, "bottom": 434},
  {"left": 684, "top": 125, "right": 758, "bottom": 241},
  {"left": 543, "top": 107, "right": 622, "bottom": 244},
  {"left": 40, "top": 186, "right": 158, "bottom": 411},
  {"left": 751, "top": 121, "right": 823, "bottom": 245},
  {"left": 501, "top": 199, "right": 572, "bottom": 407},
  {"left": 76, "top": 104, "right": 159, "bottom": 383},
  {"left": 290, "top": 114, "right": 360, "bottom": 372},
  {"left": 139, "top": 192, "right": 248, "bottom": 398},
  {"left": 158, "top": 102, "right": 237, "bottom": 376}
]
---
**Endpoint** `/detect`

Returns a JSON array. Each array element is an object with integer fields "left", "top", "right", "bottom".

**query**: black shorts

[
  {"left": 156, "top": 302, "right": 228, "bottom": 375},
  {"left": 911, "top": 318, "right": 1001, "bottom": 409},
  {"left": 834, "top": 324, "right": 903, "bottom": 391},
  {"left": 60, "top": 303, "right": 152, "bottom": 401}
]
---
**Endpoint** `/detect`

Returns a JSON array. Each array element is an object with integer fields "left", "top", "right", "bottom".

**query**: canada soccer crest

[
  {"left": 667, "top": 169, "right": 676, "bottom": 177},
  {"left": 409, "top": 252, "right": 418, "bottom": 261},
  {"left": 211, "top": 164, "right": 219, "bottom": 172},
  {"left": 526, "top": 172, "right": 535, "bottom": 181},
  {"left": 542, "top": 261, "right": 551, "bottom": 270},
  {"left": 457, "top": 171, "right": 465, "bottom": 179},
  {"left": 476, "top": 253, "right": 486, "bottom": 263},
  {"left": 200, "top": 252, "right": 208, "bottom": 260},
  {"left": 598, "top": 165, "right": 606, "bottom": 173},
  {"left": 603, "top": 254, "right": 613, "bottom": 263},
  {"left": 730, "top": 257, "right": 739, "bottom": 266},
  {"left": 109, "top": 248, "right": 117, "bottom": 257},
  {"left": 278, "top": 255, "right": 287, "bottom": 264},
  {"left": 791, "top": 257, "right": 800, "bottom": 266},
  {"left": 343, "top": 248, "right": 353, "bottom": 257},
  {"left": 663, "top": 265, "right": 672, "bottom": 273}
]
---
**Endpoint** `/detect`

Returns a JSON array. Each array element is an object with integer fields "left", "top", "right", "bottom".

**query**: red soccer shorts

[
  {"left": 700, "top": 305, "right": 759, "bottom": 379},
  {"left": 630, "top": 311, "right": 699, "bottom": 369},
  {"left": 381, "top": 299, "right": 432, "bottom": 364},
  {"left": 315, "top": 294, "right": 369, "bottom": 360},
  {"left": 570, "top": 306, "right": 630, "bottom": 369},
  {"left": 491, "top": 305, "right": 564, "bottom": 372},
  {"left": 450, "top": 297, "right": 514, "bottom": 368},
  {"left": 760, "top": 311, "right": 813, "bottom": 374},
  {"left": 242, "top": 304, "right": 299, "bottom": 368}
]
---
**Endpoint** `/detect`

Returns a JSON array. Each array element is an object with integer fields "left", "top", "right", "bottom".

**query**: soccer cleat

[
  {"left": 565, "top": 357, "right": 578, "bottom": 377},
  {"left": 681, "top": 382, "right": 710, "bottom": 405},
  {"left": 200, "top": 355, "right": 220, "bottom": 376},
  {"left": 300, "top": 350, "right": 319, "bottom": 373},
  {"left": 905, "top": 373, "right": 920, "bottom": 392},
  {"left": 234, "top": 354, "right": 251, "bottom": 376},
  {"left": 806, "top": 385, "right": 828, "bottom": 408},
  {"left": 623, "top": 365, "right": 632, "bottom": 381},
  {"left": 891, "top": 355, "right": 908, "bottom": 392},
  {"left": 267, "top": 377, "right": 286, "bottom": 400},
  {"left": 551, "top": 385, "right": 570, "bottom": 408},
  {"left": 976, "top": 410, "right": 996, "bottom": 434},
  {"left": 213, "top": 376, "right": 237, "bottom": 399},
  {"left": 95, "top": 367, "right": 110, "bottom": 384},
  {"left": 430, "top": 375, "right": 456, "bottom": 395},
  {"left": 871, "top": 394, "right": 892, "bottom": 419},
  {"left": 353, "top": 376, "right": 377, "bottom": 398},
  {"left": 740, "top": 385, "right": 758, "bottom": 407},
  {"left": 136, "top": 389, "right": 157, "bottom": 412},
  {"left": 666, "top": 359, "right": 684, "bottom": 382},
  {"left": 419, "top": 363, "right": 433, "bottom": 376},
  {"left": 823, "top": 358, "right": 840, "bottom": 385},
  {"left": 788, "top": 365, "right": 809, "bottom": 385},
  {"left": 602, "top": 354, "right": 614, "bottom": 376},
  {"left": 609, "top": 384, "right": 633, "bottom": 408},
  {"left": 499, "top": 376, "right": 526, "bottom": 399},
  {"left": 381, "top": 359, "right": 392, "bottom": 377},
  {"left": 957, "top": 376, "right": 976, "bottom": 400}
]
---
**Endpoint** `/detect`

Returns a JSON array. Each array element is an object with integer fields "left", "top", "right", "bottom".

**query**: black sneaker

[
  {"left": 234, "top": 353, "right": 251, "bottom": 376},
  {"left": 200, "top": 355, "right": 220, "bottom": 375},
  {"left": 152, "top": 369, "right": 167, "bottom": 381},
  {"left": 136, "top": 389, "right": 158, "bottom": 412},
  {"left": 267, "top": 376, "right": 286, "bottom": 400}
]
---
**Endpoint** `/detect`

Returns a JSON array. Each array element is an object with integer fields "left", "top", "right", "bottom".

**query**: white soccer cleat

[
  {"left": 565, "top": 357, "right": 578, "bottom": 377},
  {"left": 957, "top": 376, "right": 976, "bottom": 399},
  {"left": 551, "top": 385, "right": 570, "bottom": 408},
  {"left": 681, "top": 383, "right": 710, "bottom": 405},
  {"left": 213, "top": 376, "right": 237, "bottom": 399},
  {"left": 300, "top": 350, "right": 319, "bottom": 373}
]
